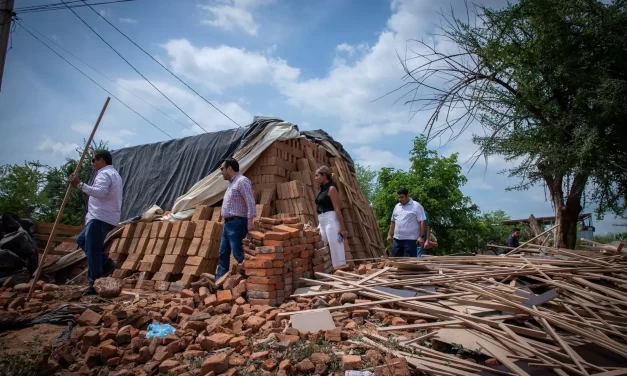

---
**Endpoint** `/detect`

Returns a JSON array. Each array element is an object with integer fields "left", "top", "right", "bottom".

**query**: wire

[
  {"left": 59, "top": 0, "right": 210, "bottom": 133},
  {"left": 16, "top": 20, "right": 173, "bottom": 139},
  {"left": 15, "top": 0, "right": 135, "bottom": 14},
  {"left": 81, "top": 0, "right": 243, "bottom": 128},
  {"left": 19, "top": 19, "right": 200, "bottom": 135}
]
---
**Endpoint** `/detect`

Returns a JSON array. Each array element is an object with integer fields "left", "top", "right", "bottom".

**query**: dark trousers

[
  {"left": 392, "top": 239, "right": 418, "bottom": 257},
  {"left": 77, "top": 219, "right": 115, "bottom": 287},
  {"left": 216, "top": 217, "right": 248, "bottom": 280}
]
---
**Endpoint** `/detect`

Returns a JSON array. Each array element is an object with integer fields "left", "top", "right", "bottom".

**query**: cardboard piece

[
  {"left": 522, "top": 288, "right": 559, "bottom": 307},
  {"left": 291, "top": 310, "right": 336, "bottom": 332}
]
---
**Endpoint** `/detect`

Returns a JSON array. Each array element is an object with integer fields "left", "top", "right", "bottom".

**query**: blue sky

[{"left": 1, "top": 0, "right": 623, "bottom": 233}]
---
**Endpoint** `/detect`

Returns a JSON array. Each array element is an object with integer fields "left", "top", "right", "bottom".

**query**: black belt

[{"left": 224, "top": 216, "right": 246, "bottom": 222}]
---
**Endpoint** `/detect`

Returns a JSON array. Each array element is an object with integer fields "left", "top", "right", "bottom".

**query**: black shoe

[
  {"left": 82, "top": 287, "right": 97, "bottom": 296},
  {"left": 103, "top": 260, "right": 117, "bottom": 278}
]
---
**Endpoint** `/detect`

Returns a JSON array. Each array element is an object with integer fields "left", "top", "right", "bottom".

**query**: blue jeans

[
  {"left": 77, "top": 219, "right": 115, "bottom": 287},
  {"left": 216, "top": 217, "right": 248, "bottom": 280},
  {"left": 392, "top": 239, "right": 418, "bottom": 257}
]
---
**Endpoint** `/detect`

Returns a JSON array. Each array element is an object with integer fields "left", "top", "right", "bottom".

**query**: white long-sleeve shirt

[{"left": 80, "top": 165, "right": 123, "bottom": 226}]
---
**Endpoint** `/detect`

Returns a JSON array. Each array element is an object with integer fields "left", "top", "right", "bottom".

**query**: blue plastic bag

[{"left": 146, "top": 323, "right": 176, "bottom": 338}]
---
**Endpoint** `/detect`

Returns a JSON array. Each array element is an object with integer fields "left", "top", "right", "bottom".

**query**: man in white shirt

[
  {"left": 70, "top": 150, "right": 123, "bottom": 295},
  {"left": 386, "top": 188, "right": 427, "bottom": 257}
]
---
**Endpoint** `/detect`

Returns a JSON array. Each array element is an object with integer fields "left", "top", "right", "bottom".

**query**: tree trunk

[
  {"left": 541, "top": 170, "right": 588, "bottom": 250},
  {"left": 527, "top": 214, "right": 546, "bottom": 245}
]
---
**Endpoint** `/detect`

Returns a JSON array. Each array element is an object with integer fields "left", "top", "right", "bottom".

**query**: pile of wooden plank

[{"left": 285, "top": 250, "right": 627, "bottom": 375}]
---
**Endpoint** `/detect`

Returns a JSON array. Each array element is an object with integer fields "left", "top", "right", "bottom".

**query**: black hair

[
  {"left": 94, "top": 150, "right": 113, "bottom": 165},
  {"left": 513, "top": 227, "right": 521, "bottom": 233},
  {"left": 397, "top": 187, "right": 409, "bottom": 195},
  {"left": 221, "top": 158, "right": 240, "bottom": 172}
]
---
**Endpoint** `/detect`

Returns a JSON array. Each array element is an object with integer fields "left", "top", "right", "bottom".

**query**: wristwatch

[{"left": 78, "top": 182, "right": 84, "bottom": 190}]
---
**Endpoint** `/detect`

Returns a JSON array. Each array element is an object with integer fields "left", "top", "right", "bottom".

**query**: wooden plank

[{"left": 35, "top": 223, "right": 83, "bottom": 235}]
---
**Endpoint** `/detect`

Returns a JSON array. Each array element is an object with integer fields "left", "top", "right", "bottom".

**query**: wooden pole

[
  {"left": 505, "top": 224, "right": 559, "bottom": 256},
  {"left": 27, "top": 97, "right": 111, "bottom": 301}
]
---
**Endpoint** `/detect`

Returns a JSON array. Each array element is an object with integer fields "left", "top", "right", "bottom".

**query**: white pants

[{"left": 318, "top": 211, "right": 346, "bottom": 267}]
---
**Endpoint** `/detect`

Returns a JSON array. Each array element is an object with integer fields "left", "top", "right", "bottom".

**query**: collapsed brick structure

[{"left": 103, "top": 137, "right": 384, "bottom": 304}]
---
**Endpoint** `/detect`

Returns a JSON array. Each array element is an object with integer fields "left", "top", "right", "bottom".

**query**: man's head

[
  {"left": 220, "top": 158, "right": 240, "bottom": 180},
  {"left": 397, "top": 187, "right": 410, "bottom": 205},
  {"left": 512, "top": 227, "right": 521, "bottom": 238},
  {"left": 92, "top": 150, "right": 112, "bottom": 171}
]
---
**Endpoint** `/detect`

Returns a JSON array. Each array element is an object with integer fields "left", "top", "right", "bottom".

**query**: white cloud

[
  {"left": 113, "top": 79, "right": 253, "bottom": 135},
  {"left": 119, "top": 17, "right": 138, "bottom": 24},
  {"left": 71, "top": 122, "right": 136, "bottom": 146},
  {"left": 162, "top": 39, "right": 299, "bottom": 93},
  {"left": 352, "top": 146, "right": 410, "bottom": 171},
  {"left": 336, "top": 43, "right": 356, "bottom": 55},
  {"left": 200, "top": 0, "right": 275, "bottom": 36},
  {"left": 37, "top": 139, "right": 79, "bottom": 157}
]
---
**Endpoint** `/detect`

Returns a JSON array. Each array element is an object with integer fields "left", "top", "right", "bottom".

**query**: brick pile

[
  {"left": 104, "top": 137, "right": 384, "bottom": 291},
  {"left": 243, "top": 216, "right": 325, "bottom": 306}
]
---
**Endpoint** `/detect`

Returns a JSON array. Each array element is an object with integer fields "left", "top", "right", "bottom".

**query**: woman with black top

[{"left": 314, "top": 166, "right": 348, "bottom": 268}]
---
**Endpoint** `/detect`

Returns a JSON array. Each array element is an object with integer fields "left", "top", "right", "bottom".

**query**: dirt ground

[{"left": 0, "top": 323, "right": 65, "bottom": 356}]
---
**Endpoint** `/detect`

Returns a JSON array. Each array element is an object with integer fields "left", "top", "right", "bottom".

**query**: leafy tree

[
  {"left": 373, "top": 136, "right": 482, "bottom": 253},
  {"left": 0, "top": 161, "right": 48, "bottom": 219},
  {"left": 395, "top": 0, "right": 627, "bottom": 249},
  {"left": 0, "top": 140, "right": 108, "bottom": 225},
  {"left": 593, "top": 232, "right": 627, "bottom": 243},
  {"left": 355, "top": 164, "right": 378, "bottom": 204}
]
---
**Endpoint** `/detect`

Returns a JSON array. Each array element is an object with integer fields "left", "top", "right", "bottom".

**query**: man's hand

[
  {"left": 424, "top": 240, "right": 431, "bottom": 249},
  {"left": 69, "top": 173, "right": 80, "bottom": 188},
  {"left": 417, "top": 237, "right": 425, "bottom": 245},
  {"left": 387, "top": 234, "right": 392, "bottom": 244}
]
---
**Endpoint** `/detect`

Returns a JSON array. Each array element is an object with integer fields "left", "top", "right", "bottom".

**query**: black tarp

[
  {"left": 110, "top": 117, "right": 356, "bottom": 221},
  {"left": 111, "top": 117, "right": 283, "bottom": 221}
]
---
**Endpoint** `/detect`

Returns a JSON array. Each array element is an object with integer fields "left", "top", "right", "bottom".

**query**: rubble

[
  {"left": 94, "top": 277, "right": 123, "bottom": 298},
  {"left": 2, "top": 240, "right": 627, "bottom": 376}
]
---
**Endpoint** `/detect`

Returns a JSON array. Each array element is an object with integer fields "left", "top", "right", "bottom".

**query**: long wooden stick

[
  {"left": 27, "top": 97, "right": 111, "bottom": 301},
  {"left": 505, "top": 224, "right": 559, "bottom": 256}
]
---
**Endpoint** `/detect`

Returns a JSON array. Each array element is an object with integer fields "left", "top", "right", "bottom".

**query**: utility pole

[{"left": 0, "top": 0, "right": 15, "bottom": 92}]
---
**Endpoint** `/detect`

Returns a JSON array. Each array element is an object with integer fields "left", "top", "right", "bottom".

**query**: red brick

[
  {"left": 193, "top": 221, "right": 207, "bottom": 238},
  {"left": 263, "top": 239, "right": 288, "bottom": 247},
  {"left": 255, "top": 252, "right": 284, "bottom": 261},
  {"left": 246, "top": 268, "right": 277, "bottom": 277},
  {"left": 248, "top": 231, "right": 265, "bottom": 241},
  {"left": 248, "top": 276, "right": 282, "bottom": 284},
  {"left": 243, "top": 260, "right": 273, "bottom": 269},
  {"left": 282, "top": 217, "right": 300, "bottom": 224},
  {"left": 170, "top": 222, "right": 181, "bottom": 238},
  {"left": 121, "top": 223, "right": 137, "bottom": 238},
  {"left": 264, "top": 232, "right": 290, "bottom": 241},
  {"left": 152, "top": 239, "right": 167, "bottom": 256},
  {"left": 178, "top": 222, "right": 196, "bottom": 239},
  {"left": 272, "top": 260, "right": 284, "bottom": 268},
  {"left": 187, "top": 238, "right": 202, "bottom": 257},
  {"left": 247, "top": 298, "right": 277, "bottom": 306},
  {"left": 256, "top": 246, "right": 283, "bottom": 254},
  {"left": 246, "top": 283, "right": 276, "bottom": 292},
  {"left": 173, "top": 238, "right": 191, "bottom": 256},
  {"left": 259, "top": 217, "right": 282, "bottom": 225},
  {"left": 150, "top": 222, "right": 163, "bottom": 238},
  {"left": 271, "top": 225, "right": 301, "bottom": 238},
  {"left": 216, "top": 290, "right": 233, "bottom": 304},
  {"left": 158, "top": 222, "right": 172, "bottom": 238},
  {"left": 191, "top": 206, "right": 213, "bottom": 221}
]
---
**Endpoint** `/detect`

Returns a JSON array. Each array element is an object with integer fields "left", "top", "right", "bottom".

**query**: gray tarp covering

[{"left": 110, "top": 116, "right": 355, "bottom": 221}]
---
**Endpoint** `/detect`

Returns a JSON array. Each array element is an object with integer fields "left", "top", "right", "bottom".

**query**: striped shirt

[{"left": 221, "top": 173, "right": 256, "bottom": 219}]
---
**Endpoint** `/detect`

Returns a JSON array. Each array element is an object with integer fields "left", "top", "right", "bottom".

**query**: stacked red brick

[{"left": 243, "top": 216, "right": 325, "bottom": 306}]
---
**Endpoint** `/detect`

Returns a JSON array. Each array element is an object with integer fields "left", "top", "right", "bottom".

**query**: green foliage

[
  {"left": 0, "top": 140, "right": 108, "bottom": 225},
  {"left": 594, "top": 232, "right": 627, "bottom": 243},
  {"left": 373, "top": 136, "right": 484, "bottom": 253},
  {"left": 397, "top": 0, "right": 627, "bottom": 249},
  {"left": 355, "top": 164, "right": 378, "bottom": 204},
  {"left": 0, "top": 162, "right": 48, "bottom": 219}
]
